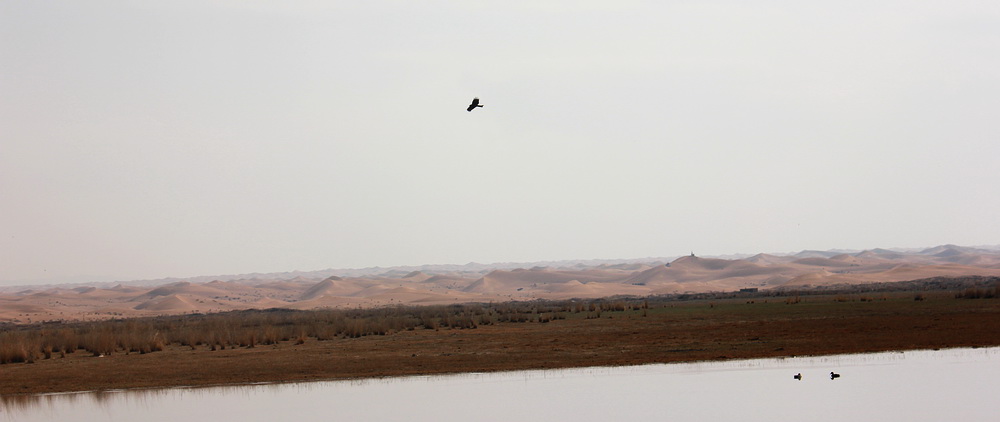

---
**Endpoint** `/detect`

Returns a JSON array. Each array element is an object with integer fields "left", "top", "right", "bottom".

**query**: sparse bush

[
  {"left": 958, "top": 286, "right": 998, "bottom": 299},
  {"left": 0, "top": 334, "right": 33, "bottom": 364}
]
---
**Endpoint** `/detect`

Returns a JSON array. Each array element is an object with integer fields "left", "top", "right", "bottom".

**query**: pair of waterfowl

[{"left": 793, "top": 372, "right": 840, "bottom": 380}]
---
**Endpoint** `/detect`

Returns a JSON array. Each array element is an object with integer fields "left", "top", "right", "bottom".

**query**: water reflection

[{"left": 3, "top": 347, "right": 998, "bottom": 422}]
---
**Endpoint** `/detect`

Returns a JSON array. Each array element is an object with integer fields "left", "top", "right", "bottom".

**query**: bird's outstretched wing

[{"left": 467, "top": 97, "right": 480, "bottom": 112}]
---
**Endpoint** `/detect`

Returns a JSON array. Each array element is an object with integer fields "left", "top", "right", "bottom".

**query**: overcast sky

[{"left": 3, "top": 1, "right": 999, "bottom": 285}]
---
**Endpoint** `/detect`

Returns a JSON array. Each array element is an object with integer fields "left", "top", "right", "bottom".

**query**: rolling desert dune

[{"left": 2, "top": 244, "right": 999, "bottom": 323}]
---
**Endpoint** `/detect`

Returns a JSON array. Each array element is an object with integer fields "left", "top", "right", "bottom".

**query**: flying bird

[{"left": 467, "top": 97, "right": 483, "bottom": 112}]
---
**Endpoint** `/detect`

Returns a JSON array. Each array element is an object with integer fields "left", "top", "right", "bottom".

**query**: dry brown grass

[{"left": 0, "top": 303, "right": 556, "bottom": 365}]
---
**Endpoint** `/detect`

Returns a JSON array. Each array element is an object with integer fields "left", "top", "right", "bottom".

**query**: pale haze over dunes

[{"left": 3, "top": 245, "right": 999, "bottom": 323}]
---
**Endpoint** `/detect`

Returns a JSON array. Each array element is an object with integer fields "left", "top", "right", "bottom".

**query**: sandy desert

[{"left": 3, "top": 244, "right": 1000, "bottom": 323}]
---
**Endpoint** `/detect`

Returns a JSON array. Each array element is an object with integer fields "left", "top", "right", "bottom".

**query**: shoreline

[
  {"left": 11, "top": 345, "right": 997, "bottom": 400},
  {"left": 3, "top": 293, "right": 1000, "bottom": 396}
]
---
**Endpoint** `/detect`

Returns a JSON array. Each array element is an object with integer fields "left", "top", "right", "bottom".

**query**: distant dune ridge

[{"left": 2, "top": 244, "right": 999, "bottom": 323}]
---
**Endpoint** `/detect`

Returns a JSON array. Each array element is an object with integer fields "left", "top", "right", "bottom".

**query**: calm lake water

[{"left": 3, "top": 347, "right": 998, "bottom": 422}]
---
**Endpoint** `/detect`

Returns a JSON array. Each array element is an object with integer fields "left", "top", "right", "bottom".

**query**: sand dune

[
  {"left": 794, "top": 250, "right": 845, "bottom": 259},
  {"left": 107, "top": 284, "right": 147, "bottom": 294},
  {"left": 464, "top": 268, "right": 626, "bottom": 294},
  {"left": 538, "top": 280, "right": 649, "bottom": 299},
  {"left": 289, "top": 295, "right": 358, "bottom": 309},
  {"left": 299, "top": 279, "right": 338, "bottom": 300},
  {"left": 596, "top": 262, "right": 657, "bottom": 271},
  {"left": 134, "top": 294, "right": 198, "bottom": 312},
  {"left": 462, "top": 276, "right": 501, "bottom": 294},
  {"left": 873, "top": 264, "right": 1000, "bottom": 281},
  {"left": 253, "top": 297, "right": 292, "bottom": 307},
  {"left": 745, "top": 253, "right": 795, "bottom": 265},
  {"left": 0, "top": 301, "right": 53, "bottom": 315},
  {"left": 401, "top": 271, "right": 433, "bottom": 282},
  {"left": 367, "top": 286, "right": 480, "bottom": 305},
  {"left": 627, "top": 257, "right": 789, "bottom": 285},
  {"left": 792, "top": 257, "right": 859, "bottom": 267},
  {"left": 782, "top": 271, "right": 865, "bottom": 287},
  {"left": 623, "top": 266, "right": 677, "bottom": 285},
  {"left": 422, "top": 274, "right": 477, "bottom": 289},
  {"left": 300, "top": 277, "right": 365, "bottom": 300},
  {"left": 139, "top": 281, "right": 227, "bottom": 300},
  {"left": 2, "top": 244, "right": 999, "bottom": 323}
]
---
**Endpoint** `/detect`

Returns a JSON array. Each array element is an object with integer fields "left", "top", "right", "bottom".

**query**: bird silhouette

[
  {"left": 467, "top": 97, "right": 483, "bottom": 112},
  {"left": 830, "top": 372, "right": 841, "bottom": 379},
  {"left": 793, "top": 373, "right": 802, "bottom": 380}
]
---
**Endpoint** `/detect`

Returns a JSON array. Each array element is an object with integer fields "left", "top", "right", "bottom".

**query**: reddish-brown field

[{"left": 2, "top": 292, "right": 999, "bottom": 395}]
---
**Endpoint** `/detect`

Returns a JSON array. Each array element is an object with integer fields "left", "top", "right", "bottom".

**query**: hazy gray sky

[{"left": 3, "top": 1, "right": 999, "bottom": 285}]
